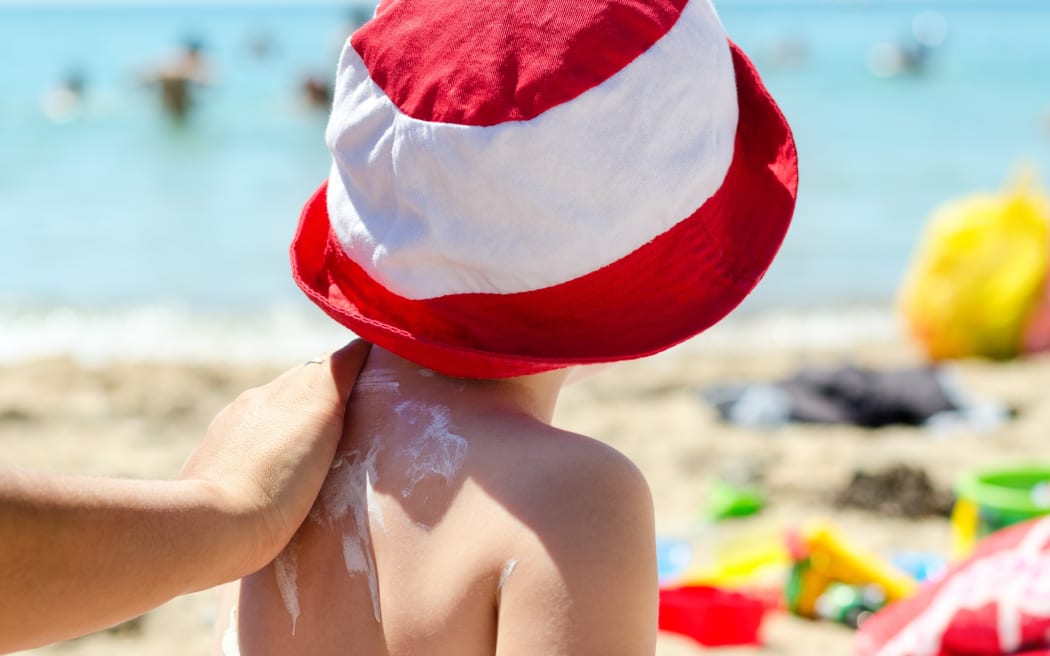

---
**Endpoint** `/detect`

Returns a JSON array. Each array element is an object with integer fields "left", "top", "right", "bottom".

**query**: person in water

[
  {"left": 143, "top": 36, "right": 211, "bottom": 122},
  {"left": 220, "top": 0, "right": 797, "bottom": 652}
]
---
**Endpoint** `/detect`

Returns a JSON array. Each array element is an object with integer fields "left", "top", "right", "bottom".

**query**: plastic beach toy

[
  {"left": 890, "top": 551, "right": 947, "bottom": 583},
  {"left": 786, "top": 520, "right": 918, "bottom": 619},
  {"left": 683, "top": 538, "right": 789, "bottom": 589},
  {"left": 952, "top": 464, "right": 1050, "bottom": 558},
  {"left": 657, "top": 537, "right": 693, "bottom": 585},
  {"left": 659, "top": 585, "right": 769, "bottom": 647},
  {"left": 814, "top": 582, "right": 886, "bottom": 629},
  {"left": 704, "top": 479, "right": 765, "bottom": 521}
]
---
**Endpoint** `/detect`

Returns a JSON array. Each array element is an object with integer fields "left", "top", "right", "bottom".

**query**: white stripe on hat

[{"left": 325, "top": 0, "right": 738, "bottom": 300}]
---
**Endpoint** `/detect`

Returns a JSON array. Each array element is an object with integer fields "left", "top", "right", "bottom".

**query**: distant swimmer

[
  {"left": 300, "top": 74, "right": 332, "bottom": 111},
  {"left": 142, "top": 36, "right": 211, "bottom": 122},
  {"left": 866, "top": 39, "right": 930, "bottom": 78},
  {"left": 41, "top": 70, "right": 86, "bottom": 124},
  {"left": 245, "top": 29, "right": 279, "bottom": 60},
  {"left": 867, "top": 11, "right": 947, "bottom": 79}
]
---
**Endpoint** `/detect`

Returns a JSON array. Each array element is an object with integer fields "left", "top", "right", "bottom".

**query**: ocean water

[{"left": 1, "top": 1, "right": 1049, "bottom": 362}]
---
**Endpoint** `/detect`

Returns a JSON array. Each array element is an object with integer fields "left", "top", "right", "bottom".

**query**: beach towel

[
  {"left": 703, "top": 365, "right": 1010, "bottom": 430},
  {"left": 856, "top": 517, "right": 1050, "bottom": 656}
]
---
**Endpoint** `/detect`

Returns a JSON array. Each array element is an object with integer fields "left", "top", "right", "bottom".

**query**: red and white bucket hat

[{"left": 292, "top": 0, "right": 798, "bottom": 379}]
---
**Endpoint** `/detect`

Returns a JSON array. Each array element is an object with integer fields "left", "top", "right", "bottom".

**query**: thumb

[{"left": 300, "top": 339, "right": 372, "bottom": 410}]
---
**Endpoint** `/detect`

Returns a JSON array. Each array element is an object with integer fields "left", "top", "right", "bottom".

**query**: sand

[{"left": 4, "top": 329, "right": 1050, "bottom": 655}]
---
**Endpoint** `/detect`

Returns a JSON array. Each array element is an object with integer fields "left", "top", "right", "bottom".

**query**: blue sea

[{"left": 1, "top": 1, "right": 1049, "bottom": 362}]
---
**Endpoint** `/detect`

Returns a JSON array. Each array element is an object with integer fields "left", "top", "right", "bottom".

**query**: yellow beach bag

[{"left": 899, "top": 172, "right": 1050, "bottom": 360}]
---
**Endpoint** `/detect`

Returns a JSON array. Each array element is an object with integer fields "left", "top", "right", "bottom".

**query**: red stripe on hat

[
  {"left": 292, "top": 43, "right": 798, "bottom": 378},
  {"left": 352, "top": 0, "right": 689, "bottom": 126}
]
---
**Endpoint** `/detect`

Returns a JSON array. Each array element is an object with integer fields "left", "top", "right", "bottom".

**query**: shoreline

[{"left": 0, "top": 302, "right": 905, "bottom": 366}]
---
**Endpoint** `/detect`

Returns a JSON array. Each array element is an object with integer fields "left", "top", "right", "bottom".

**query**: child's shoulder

[
  {"left": 465, "top": 420, "right": 658, "bottom": 653},
  {"left": 467, "top": 416, "right": 654, "bottom": 557}
]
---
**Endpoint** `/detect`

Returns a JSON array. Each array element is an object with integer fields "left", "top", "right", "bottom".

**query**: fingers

[
  {"left": 300, "top": 339, "right": 372, "bottom": 408},
  {"left": 251, "top": 340, "right": 371, "bottom": 420}
]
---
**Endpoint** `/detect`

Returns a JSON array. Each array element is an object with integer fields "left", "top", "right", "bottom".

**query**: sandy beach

[{"left": 5, "top": 324, "right": 1050, "bottom": 656}]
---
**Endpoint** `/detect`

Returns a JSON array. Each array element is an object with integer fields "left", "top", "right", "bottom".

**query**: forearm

[
  {"left": 0, "top": 342, "right": 368, "bottom": 653},
  {"left": 0, "top": 468, "right": 260, "bottom": 653}
]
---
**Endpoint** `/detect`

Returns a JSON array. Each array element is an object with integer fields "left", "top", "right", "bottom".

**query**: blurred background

[
  {"left": 3, "top": 1, "right": 1050, "bottom": 655},
  {"left": 1, "top": 0, "right": 1047, "bottom": 362}
]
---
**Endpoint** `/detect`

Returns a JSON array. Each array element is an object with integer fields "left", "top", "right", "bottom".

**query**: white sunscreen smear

[
  {"left": 355, "top": 368, "right": 401, "bottom": 394},
  {"left": 498, "top": 559, "right": 518, "bottom": 592},
  {"left": 366, "top": 468, "right": 385, "bottom": 532},
  {"left": 394, "top": 401, "right": 468, "bottom": 498},
  {"left": 221, "top": 606, "right": 240, "bottom": 656},
  {"left": 316, "top": 445, "right": 384, "bottom": 623},
  {"left": 273, "top": 541, "right": 301, "bottom": 635},
  {"left": 342, "top": 533, "right": 368, "bottom": 574}
]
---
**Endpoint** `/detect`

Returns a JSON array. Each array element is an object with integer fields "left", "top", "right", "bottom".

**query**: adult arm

[{"left": 0, "top": 340, "right": 369, "bottom": 653}]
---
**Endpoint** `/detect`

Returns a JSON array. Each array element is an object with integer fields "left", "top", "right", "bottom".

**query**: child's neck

[{"left": 362, "top": 347, "right": 569, "bottom": 425}]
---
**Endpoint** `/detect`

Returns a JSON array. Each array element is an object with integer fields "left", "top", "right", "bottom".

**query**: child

[{"left": 220, "top": 0, "right": 797, "bottom": 652}]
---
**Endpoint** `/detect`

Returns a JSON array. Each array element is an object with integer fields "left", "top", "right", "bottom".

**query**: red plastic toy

[{"left": 658, "top": 585, "right": 770, "bottom": 646}]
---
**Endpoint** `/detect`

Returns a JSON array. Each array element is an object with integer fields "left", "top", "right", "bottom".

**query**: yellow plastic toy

[
  {"left": 683, "top": 539, "right": 790, "bottom": 589},
  {"left": 786, "top": 520, "right": 918, "bottom": 619},
  {"left": 950, "top": 498, "right": 982, "bottom": 560},
  {"left": 899, "top": 169, "right": 1050, "bottom": 360},
  {"left": 951, "top": 465, "right": 1050, "bottom": 559}
]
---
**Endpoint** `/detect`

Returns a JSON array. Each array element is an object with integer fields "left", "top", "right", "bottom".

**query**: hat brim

[{"left": 291, "top": 42, "right": 798, "bottom": 379}]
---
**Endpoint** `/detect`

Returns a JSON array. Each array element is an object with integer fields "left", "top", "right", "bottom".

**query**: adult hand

[{"left": 181, "top": 339, "right": 371, "bottom": 571}]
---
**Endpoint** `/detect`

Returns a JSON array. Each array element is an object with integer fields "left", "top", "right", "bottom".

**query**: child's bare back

[{"left": 223, "top": 347, "right": 657, "bottom": 655}]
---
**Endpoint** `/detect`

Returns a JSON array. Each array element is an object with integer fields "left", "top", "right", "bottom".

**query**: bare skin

[
  {"left": 0, "top": 340, "right": 369, "bottom": 654},
  {"left": 143, "top": 45, "right": 210, "bottom": 121},
  {"left": 223, "top": 347, "right": 658, "bottom": 655}
]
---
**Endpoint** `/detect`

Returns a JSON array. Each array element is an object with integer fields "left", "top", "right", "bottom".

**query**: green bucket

[{"left": 952, "top": 465, "right": 1050, "bottom": 555}]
